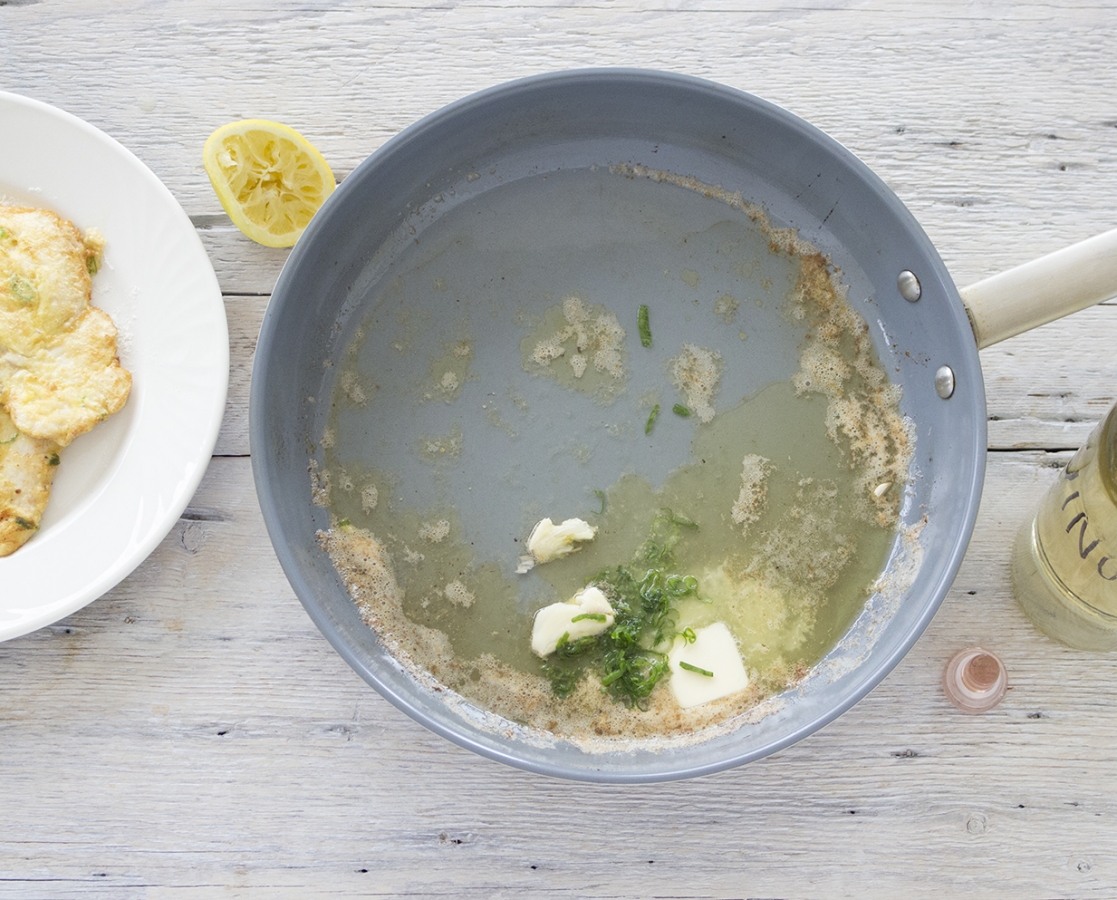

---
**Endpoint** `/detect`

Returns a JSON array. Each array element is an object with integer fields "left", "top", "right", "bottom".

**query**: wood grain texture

[
  {"left": 215, "top": 295, "right": 263, "bottom": 458},
  {"left": 2, "top": 0, "right": 1117, "bottom": 897},
  {"left": 6, "top": 0, "right": 1117, "bottom": 279}
]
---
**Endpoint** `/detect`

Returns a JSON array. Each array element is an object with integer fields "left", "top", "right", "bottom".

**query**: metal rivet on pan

[
  {"left": 898, "top": 270, "right": 922, "bottom": 302},
  {"left": 935, "top": 365, "right": 956, "bottom": 399}
]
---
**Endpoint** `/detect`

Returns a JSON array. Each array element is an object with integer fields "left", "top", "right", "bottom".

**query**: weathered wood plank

[
  {"left": 982, "top": 306, "right": 1117, "bottom": 450},
  {"left": 215, "top": 295, "right": 263, "bottom": 458},
  {"left": 198, "top": 224, "right": 288, "bottom": 299},
  {"left": 5, "top": 0, "right": 1117, "bottom": 288}
]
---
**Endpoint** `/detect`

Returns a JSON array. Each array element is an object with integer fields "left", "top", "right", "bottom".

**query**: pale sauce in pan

[{"left": 315, "top": 165, "right": 914, "bottom": 747}]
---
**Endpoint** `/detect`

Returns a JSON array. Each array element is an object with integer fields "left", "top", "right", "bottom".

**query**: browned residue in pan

[{"left": 316, "top": 165, "right": 918, "bottom": 753}]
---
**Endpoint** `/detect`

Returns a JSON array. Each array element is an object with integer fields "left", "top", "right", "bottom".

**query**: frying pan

[{"left": 250, "top": 70, "right": 1117, "bottom": 782}]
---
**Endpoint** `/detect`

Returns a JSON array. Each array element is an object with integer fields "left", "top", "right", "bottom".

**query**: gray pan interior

[{"left": 251, "top": 70, "right": 986, "bottom": 782}]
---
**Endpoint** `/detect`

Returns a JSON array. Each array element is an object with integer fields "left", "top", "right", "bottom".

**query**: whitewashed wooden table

[{"left": 3, "top": 2, "right": 1117, "bottom": 897}]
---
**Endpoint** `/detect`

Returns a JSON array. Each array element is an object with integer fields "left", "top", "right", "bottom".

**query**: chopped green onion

[
  {"left": 540, "top": 659, "right": 584, "bottom": 697},
  {"left": 672, "top": 404, "right": 691, "bottom": 417},
  {"left": 637, "top": 304, "right": 652, "bottom": 347},
  {"left": 47, "top": 453, "right": 60, "bottom": 466},
  {"left": 14, "top": 517, "right": 37, "bottom": 531},
  {"left": 8, "top": 274, "right": 36, "bottom": 304},
  {"left": 540, "top": 508, "right": 701, "bottom": 708},
  {"left": 681, "top": 627, "right": 697, "bottom": 644},
  {"left": 679, "top": 661, "right": 714, "bottom": 677},
  {"left": 0, "top": 433, "right": 17, "bottom": 445},
  {"left": 337, "top": 518, "right": 350, "bottom": 528},
  {"left": 571, "top": 613, "right": 607, "bottom": 623},
  {"left": 554, "top": 632, "right": 597, "bottom": 658},
  {"left": 593, "top": 489, "right": 606, "bottom": 515},
  {"left": 645, "top": 404, "right": 660, "bottom": 435},
  {"left": 664, "top": 574, "right": 688, "bottom": 595},
  {"left": 87, "top": 255, "right": 99, "bottom": 275},
  {"left": 600, "top": 668, "right": 625, "bottom": 687}
]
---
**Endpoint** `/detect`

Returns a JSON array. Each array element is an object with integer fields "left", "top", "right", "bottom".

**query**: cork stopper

[{"left": 943, "top": 647, "right": 1007, "bottom": 713}]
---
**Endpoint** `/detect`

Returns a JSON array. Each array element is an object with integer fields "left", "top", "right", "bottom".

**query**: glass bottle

[
  {"left": 1011, "top": 402, "right": 1117, "bottom": 650},
  {"left": 942, "top": 647, "right": 1007, "bottom": 713}
]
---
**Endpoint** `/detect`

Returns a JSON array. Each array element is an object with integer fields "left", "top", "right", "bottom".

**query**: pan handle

[{"left": 959, "top": 227, "right": 1117, "bottom": 349}]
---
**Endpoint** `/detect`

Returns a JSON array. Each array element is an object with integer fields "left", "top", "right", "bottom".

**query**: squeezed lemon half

[{"left": 203, "top": 119, "right": 336, "bottom": 248}]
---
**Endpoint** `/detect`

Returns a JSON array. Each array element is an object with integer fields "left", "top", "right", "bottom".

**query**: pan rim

[{"left": 251, "top": 68, "right": 987, "bottom": 782}]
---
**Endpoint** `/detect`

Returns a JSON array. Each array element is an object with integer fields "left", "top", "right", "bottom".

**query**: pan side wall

[{"left": 251, "top": 70, "right": 987, "bottom": 781}]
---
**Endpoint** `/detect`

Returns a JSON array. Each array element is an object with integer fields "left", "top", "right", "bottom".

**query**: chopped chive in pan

[
  {"left": 679, "top": 661, "right": 714, "bottom": 677},
  {"left": 638, "top": 304, "right": 652, "bottom": 347}
]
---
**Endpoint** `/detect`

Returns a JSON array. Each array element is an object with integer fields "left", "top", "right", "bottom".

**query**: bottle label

[{"left": 1034, "top": 433, "right": 1117, "bottom": 618}]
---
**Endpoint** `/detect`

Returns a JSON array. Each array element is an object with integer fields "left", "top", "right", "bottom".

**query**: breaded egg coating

[
  {"left": 0, "top": 407, "right": 60, "bottom": 556},
  {"left": 0, "top": 204, "right": 131, "bottom": 556},
  {"left": 0, "top": 205, "right": 131, "bottom": 447}
]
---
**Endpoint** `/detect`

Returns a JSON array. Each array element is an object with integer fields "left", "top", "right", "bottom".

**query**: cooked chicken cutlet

[
  {"left": 0, "top": 204, "right": 131, "bottom": 556},
  {"left": 0, "top": 407, "right": 60, "bottom": 556},
  {"left": 0, "top": 204, "right": 131, "bottom": 447}
]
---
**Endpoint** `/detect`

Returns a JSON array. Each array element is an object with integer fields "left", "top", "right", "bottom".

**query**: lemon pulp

[{"left": 203, "top": 119, "right": 335, "bottom": 248}]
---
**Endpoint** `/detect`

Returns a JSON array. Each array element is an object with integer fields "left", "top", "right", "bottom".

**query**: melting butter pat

[
  {"left": 668, "top": 622, "right": 750, "bottom": 709},
  {"left": 526, "top": 516, "right": 596, "bottom": 564},
  {"left": 530, "top": 586, "right": 615, "bottom": 657}
]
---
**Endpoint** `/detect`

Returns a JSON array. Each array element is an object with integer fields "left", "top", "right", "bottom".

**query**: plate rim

[{"left": 0, "top": 90, "right": 229, "bottom": 641}]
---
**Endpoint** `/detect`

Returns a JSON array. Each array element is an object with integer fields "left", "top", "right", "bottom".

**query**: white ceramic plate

[{"left": 0, "top": 92, "right": 228, "bottom": 640}]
